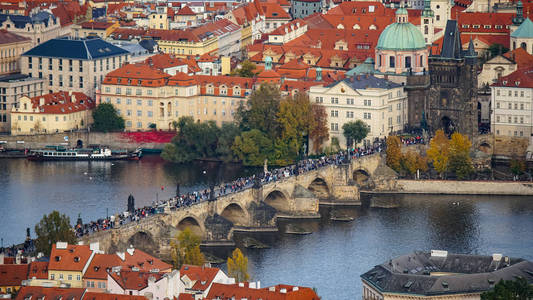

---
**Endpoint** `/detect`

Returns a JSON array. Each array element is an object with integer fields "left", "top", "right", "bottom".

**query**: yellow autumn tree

[
  {"left": 427, "top": 129, "right": 450, "bottom": 178},
  {"left": 401, "top": 150, "right": 419, "bottom": 177},
  {"left": 227, "top": 248, "right": 250, "bottom": 282},
  {"left": 170, "top": 227, "right": 205, "bottom": 269},
  {"left": 448, "top": 132, "right": 474, "bottom": 179},
  {"left": 386, "top": 135, "right": 403, "bottom": 172}
]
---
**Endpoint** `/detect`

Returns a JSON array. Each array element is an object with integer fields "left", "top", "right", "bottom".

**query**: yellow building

[
  {"left": 98, "top": 63, "right": 254, "bottom": 130},
  {"left": 72, "top": 21, "right": 119, "bottom": 38},
  {"left": 0, "top": 264, "right": 28, "bottom": 295},
  {"left": 154, "top": 30, "right": 218, "bottom": 58},
  {"left": 10, "top": 91, "right": 95, "bottom": 135},
  {"left": 0, "top": 30, "right": 31, "bottom": 75},
  {"left": 48, "top": 242, "right": 96, "bottom": 289},
  {"left": 149, "top": 6, "right": 169, "bottom": 30}
]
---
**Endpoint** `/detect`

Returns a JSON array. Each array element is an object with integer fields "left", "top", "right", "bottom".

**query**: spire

[
  {"left": 512, "top": 0, "right": 525, "bottom": 25},
  {"left": 465, "top": 37, "right": 477, "bottom": 65},
  {"left": 396, "top": 0, "right": 408, "bottom": 23}
]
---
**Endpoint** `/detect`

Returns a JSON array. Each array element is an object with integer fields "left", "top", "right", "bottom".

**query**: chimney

[
  {"left": 280, "top": 288, "right": 287, "bottom": 294},
  {"left": 0, "top": 253, "right": 4, "bottom": 265},
  {"left": 71, "top": 95, "right": 76, "bottom": 103},
  {"left": 39, "top": 97, "right": 45, "bottom": 107},
  {"left": 292, "top": 287, "right": 299, "bottom": 291},
  {"left": 269, "top": 287, "right": 275, "bottom": 292},
  {"left": 68, "top": 91, "right": 72, "bottom": 96}
]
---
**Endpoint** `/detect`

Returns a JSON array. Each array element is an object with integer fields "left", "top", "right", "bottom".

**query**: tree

[
  {"left": 276, "top": 93, "right": 311, "bottom": 162},
  {"left": 401, "top": 150, "right": 428, "bottom": 178},
  {"left": 232, "top": 129, "right": 273, "bottom": 166},
  {"left": 170, "top": 227, "right": 205, "bottom": 269},
  {"left": 386, "top": 136, "right": 403, "bottom": 172},
  {"left": 34, "top": 211, "right": 76, "bottom": 256},
  {"left": 309, "top": 104, "right": 329, "bottom": 153},
  {"left": 487, "top": 43, "right": 509, "bottom": 58},
  {"left": 236, "top": 84, "right": 281, "bottom": 139},
  {"left": 216, "top": 123, "right": 241, "bottom": 162},
  {"left": 448, "top": 132, "right": 474, "bottom": 179},
  {"left": 231, "top": 60, "right": 257, "bottom": 78},
  {"left": 481, "top": 278, "right": 533, "bottom": 300},
  {"left": 91, "top": 103, "right": 125, "bottom": 132},
  {"left": 227, "top": 248, "right": 250, "bottom": 282},
  {"left": 427, "top": 129, "right": 450, "bottom": 178},
  {"left": 510, "top": 157, "right": 526, "bottom": 179},
  {"left": 342, "top": 120, "right": 369, "bottom": 149}
]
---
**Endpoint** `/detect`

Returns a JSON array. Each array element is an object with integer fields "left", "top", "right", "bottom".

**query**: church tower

[{"left": 421, "top": 0, "right": 434, "bottom": 45}]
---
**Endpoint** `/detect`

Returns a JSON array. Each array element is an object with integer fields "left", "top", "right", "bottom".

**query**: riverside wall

[
  {"left": 378, "top": 179, "right": 533, "bottom": 196},
  {"left": 0, "top": 131, "right": 167, "bottom": 151}
]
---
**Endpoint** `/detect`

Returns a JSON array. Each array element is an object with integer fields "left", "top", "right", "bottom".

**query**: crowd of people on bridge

[{"left": 74, "top": 136, "right": 427, "bottom": 238}]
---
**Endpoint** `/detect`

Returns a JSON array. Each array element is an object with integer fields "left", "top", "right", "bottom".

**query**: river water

[{"left": 1, "top": 156, "right": 532, "bottom": 299}]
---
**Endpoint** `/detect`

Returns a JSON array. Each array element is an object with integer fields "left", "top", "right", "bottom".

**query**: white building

[
  {"left": 309, "top": 74, "right": 408, "bottom": 148},
  {"left": 491, "top": 67, "right": 533, "bottom": 138},
  {"left": 107, "top": 270, "right": 183, "bottom": 300}
]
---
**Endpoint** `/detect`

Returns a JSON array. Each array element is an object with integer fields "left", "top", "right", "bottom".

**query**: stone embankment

[{"left": 374, "top": 179, "right": 533, "bottom": 196}]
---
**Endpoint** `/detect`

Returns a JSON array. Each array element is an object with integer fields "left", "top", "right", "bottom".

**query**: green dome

[{"left": 377, "top": 22, "right": 426, "bottom": 50}]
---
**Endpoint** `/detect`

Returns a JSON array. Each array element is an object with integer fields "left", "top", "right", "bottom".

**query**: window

[
  {"left": 397, "top": 115, "right": 401, "bottom": 123},
  {"left": 58, "top": 59, "right": 62, "bottom": 71},
  {"left": 364, "top": 112, "right": 371, "bottom": 119},
  {"left": 126, "top": 120, "right": 132, "bottom": 127},
  {"left": 330, "top": 97, "right": 338, "bottom": 104},
  {"left": 116, "top": 98, "right": 121, "bottom": 104},
  {"left": 148, "top": 100, "right": 153, "bottom": 106},
  {"left": 59, "top": 274, "right": 63, "bottom": 279},
  {"left": 50, "top": 274, "right": 55, "bottom": 280},
  {"left": 79, "top": 76, "right": 83, "bottom": 88},
  {"left": 147, "top": 89, "right": 152, "bottom": 96},
  {"left": 28, "top": 57, "right": 32, "bottom": 69},
  {"left": 520, "top": 91, "right": 524, "bottom": 97},
  {"left": 69, "top": 59, "right": 72, "bottom": 72},
  {"left": 330, "top": 123, "right": 338, "bottom": 131},
  {"left": 347, "top": 98, "right": 354, "bottom": 105},
  {"left": 137, "top": 110, "right": 142, "bottom": 117},
  {"left": 405, "top": 56, "right": 411, "bottom": 68},
  {"left": 59, "top": 75, "right": 63, "bottom": 87},
  {"left": 346, "top": 111, "right": 354, "bottom": 118},
  {"left": 116, "top": 87, "right": 122, "bottom": 94},
  {"left": 105, "top": 97, "right": 111, "bottom": 103},
  {"left": 127, "top": 110, "right": 131, "bottom": 116},
  {"left": 38, "top": 57, "right": 42, "bottom": 70},
  {"left": 330, "top": 110, "right": 338, "bottom": 117},
  {"left": 508, "top": 116, "right": 512, "bottom": 123},
  {"left": 497, "top": 89, "right": 500, "bottom": 96},
  {"left": 137, "top": 99, "right": 142, "bottom": 106},
  {"left": 389, "top": 56, "right": 395, "bottom": 68},
  {"left": 520, "top": 116, "right": 524, "bottom": 124},
  {"left": 520, "top": 103, "right": 524, "bottom": 110},
  {"left": 508, "top": 103, "right": 512, "bottom": 109},
  {"left": 79, "top": 60, "right": 83, "bottom": 72},
  {"left": 137, "top": 122, "right": 142, "bottom": 128},
  {"left": 126, "top": 98, "right": 132, "bottom": 105},
  {"left": 126, "top": 88, "right": 132, "bottom": 95},
  {"left": 315, "top": 96, "right": 323, "bottom": 103},
  {"left": 496, "top": 102, "right": 500, "bottom": 109},
  {"left": 105, "top": 87, "right": 110, "bottom": 93},
  {"left": 397, "top": 103, "right": 401, "bottom": 110},
  {"left": 49, "top": 74, "right": 53, "bottom": 86},
  {"left": 48, "top": 58, "right": 52, "bottom": 70},
  {"left": 136, "top": 89, "right": 142, "bottom": 96},
  {"left": 68, "top": 275, "right": 72, "bottom": 281},
  {"left": 496, "top": 116, "right": 500, "bottom": 122},
  {"left": 364, "top": 99, "right": 372, "bottom": 106},
  {"left": 148, "top": 111, "right": 153, "bottom": 117}
]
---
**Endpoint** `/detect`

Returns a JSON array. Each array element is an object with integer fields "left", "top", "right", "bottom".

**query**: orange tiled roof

[
  {"left": 28, "top": 261, "right": 48, "bottom": 280},
  {"left": 84, "top": 292, "right": 148, "bottom": 300},
  {"left": 83, "top": 254, "right": 121, "bottom": 280},
  {"left": 196, "top": 74, "right": 254, "bottom": 96},
  {"left": 180, "top": 265, "right": 220, "bottom": 291},
  {"left": 492, "top": 67, "right": 533, "bottom": 88},
  {"left": 503, "top": 47, "right": 533, "bottom": 69},
  {"left": 19, "top": 91, "right": 95, "bottom": 115},
  {"left": 80, "top": 21, "right": 115, "bottom": 30},
  {"left": 145, "top": 53, "right": 188, "bottom": 70},
  {"left": 457, "top": 12, "right": 513, "bottom": 34},
  {"left": 0, "top": 264, "right": 29, "bottom": 286},
  {"left": 206, "top": 283, "right": 320, "bottom": 300},
  {"left": 15, "top": 286, "right": 85, "bottom": 300},
  {"left": 168, "top": 72, "right": 197, "bottom": 86},
  {"left": 109, "top": 270, "right": 165, "bottom": 291},
  {"left": 104, "top": 63, "right": 171, "bottom": 87},
  {"left": 48, "top": 243, "right": 93, "bottom": 272},
  {"left": 260, "top": 3, "right": 291, "bottom": 19},
  {"left": 177, "top": 5, "right": 196, "bottom": 15}
]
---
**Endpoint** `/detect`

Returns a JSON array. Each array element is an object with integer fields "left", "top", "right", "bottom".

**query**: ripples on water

[{"left": 1, "top": 157, "right": 532, "bottom": 299}]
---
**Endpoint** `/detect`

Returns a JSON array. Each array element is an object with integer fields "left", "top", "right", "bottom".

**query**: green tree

[
  {"left": 91, "top": 103, "right": 125, "bottom": 132},
  {"left": 34, "top": 211, "right": 76, "bottom": 256},
  {"left": 510, "top": 157, "right": 526, "bottom": 177},
  {"left": 227, "top": 248, "right": 250, "bottom": 282},
  {"left": 161, "top": 117, "right": 220, "bottom": 163},
  {"left": 342, "top": 120, "right": 369, "bottom": 149},
  {"left": 216, "top": 123, "right": 241, "bottom": 162},
  {"left": 487, "top": 43, "right": 509, "bottom": 58},
  {"left": 386, "top": 136, "right": 403, "bottom": 172},
  {"left": 170, "top": 227, "right": 205, "bottom": 269},
  {"left": 231, "top": 60, "right": 257, "bottom": 78},
  {"left": 309, "top": 104, "right": 329, "bottom": 153},
  {"left": 481, "top": 278, "right": 533, "bottom": 300},
  {"left": 427, "top": 129, "right": 450, "bottom": 178},
  {"left": 232, "top": 129, "right": 273, "bottom": 166},
  {"left": 236, "top": 84, "right": 281, "bottom": 139},
  {"left": 448, "top": 132, "right": 474, "bottom": 179},
  {"left": 276, "top": 93, "right": 311, "bottom": 163}
]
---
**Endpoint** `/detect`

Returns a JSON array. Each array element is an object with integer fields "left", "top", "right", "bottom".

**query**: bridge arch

[
  {"left": 220, "top": 203, "right": 248, "bottom": 226},
  {"left": 308, "top": 177, "right": 330, "bottom": 200},
  {"left": 353, "top": 169, "right": 370, "bottom": 185},
  {"left": 176, "top": 216, "right": 204, "bottom": 237},
  {"left": 127, "top": 231, "right": 157, "bottom": 255},
  {"left": 264, "top": 190, "right": 290, "bottom": 212}
]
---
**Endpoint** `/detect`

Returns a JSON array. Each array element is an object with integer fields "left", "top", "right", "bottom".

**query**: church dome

[{"left": 377, "top": 7, "right": 426, "bottom": 51}]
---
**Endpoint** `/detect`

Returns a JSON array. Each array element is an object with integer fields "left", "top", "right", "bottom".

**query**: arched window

[
  {"left": 424, "top": 25, "right": 428, "bottom": 34},
  {"left": 405, "top": 56, "right": 411, "bottom": 68},
  {"left": 390, "top": 56, "right": 395, "bottom": 68},
  {"left": 513, "top": 41, "right": 516, "bottom": 50},
  {"left": 521, "top": 42, "right": 527, "bottom": 50}
]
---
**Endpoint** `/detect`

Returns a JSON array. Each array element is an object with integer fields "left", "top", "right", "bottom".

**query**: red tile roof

[
  {"left": 104, "top": 63, "right": 171, "bottom": 87},
  {"left": 0, "top": 29, "right": 30, "bottom": 45},
  {"left": 83, "top": 254, "right": 121, "bottom": 280},
  {"left": 80, "top": 21, "right": 116, "bottom": 30},
  {"left": 168, "top": 72, "right": 197, "bottom": 86},
  {"left": 177, "top": 5, "right": 196, "bottom": 16},
  {"left": 177, "top": 294, "right": 194, "bottom": 300},
  {"left": 492, "top": 67, "right": 533, "bottom": 88},
  {"left": 145, "top": 53, "right": 188, "bottom": 70},
  {"left": 84, "top": 292, "right": 148, "bottom": 300},
  {"left": 118, "top": 249, "right": 172, "bottom": 273},
  {"left": 109, "top": 270, "right": 165, "bottom": 291},
  {"left": 503, "top": 47, "right": 533, "bottom": 69},
  {"left": 206, "top": 283, "right": 320, "bottom": 300},
  {"left": 28, "top": 261, "right": 48, "bottom": 280},
  {"left": 0, "top": 264, "right": 29, "bottom": 286},
  {"left": 15, "top": 286, "right": 85, "bottom": 300},
  {"left": 457, "top": 12, "right": 513, "bottom": 34},
  {"left": 48, "top": 243, "right": 93, "bottom": 272},
  {"left": 179, "top": 265, "right": 220, "bottom": 291},
  {"left": 191, "top": 18, "right": 241, "bottom": 38},
  {"left": 20, "top": 91, "right": 95, "bottom": 115},
  {"left": 260, "top": 3, "right": 291, "bottom": 19}
]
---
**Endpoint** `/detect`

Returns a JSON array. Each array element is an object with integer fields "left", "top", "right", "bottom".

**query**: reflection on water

[
  {"left": 0, "top": 156, "right": 258, "bottom": 245},
  {"left": 1, "top": 158, "right": 532, "bottom": 299}
]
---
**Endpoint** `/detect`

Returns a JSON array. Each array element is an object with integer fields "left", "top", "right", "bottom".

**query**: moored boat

[{"left": 27, "top": 145, "right": 142, "bottom": 161}]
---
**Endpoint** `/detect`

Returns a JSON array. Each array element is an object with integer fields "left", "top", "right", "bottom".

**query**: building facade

[
  {"left": 491, "top": 67, "right": 533, "bottom": 138},
  {"left": 0, "top": 30, "right": 31, "bottom": 76},
  {"left": 10, "top": 91, "right": 95, "bottom": 135},
  {"left": 0, "top": 74, "right": 44, "bottom": 133},
  {"left": 21, "top": 37, "right": 130, "bottom": 98},
  {"left": 291, "top": 0, "right": 322, "bottom": 19},
  {"left": 309, "top": 75, "right": 408, "bottom": 148},
  {"left": 0, "top": 12, "right": 62, "bottom": 47}
]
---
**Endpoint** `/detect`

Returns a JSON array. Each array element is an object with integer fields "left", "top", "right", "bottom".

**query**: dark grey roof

[
  {"left": 0, "top": 12, "right": 56, "bottom": 28},
  {"left": 440, "top": 20, "right": 462, "bottom": 59},
  {"left": 0, "top": 73, "right": 31, "bottom": 82},
  {"left": 22, "top": 37, "right": 129, "bottom": 60},
  {"left": 328, "top": 74, "right": 401, "bottom": 90},
  {"left": 139, "top": 39, "right": 158, "bottom": 53},
  {"left": 361, "top": 251, "right": 533, "bottom": 296}
]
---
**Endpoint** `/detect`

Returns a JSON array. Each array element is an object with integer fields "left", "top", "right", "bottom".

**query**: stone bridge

[{"left": 80, "top": 154, "right": 393, "bottom": 258}]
